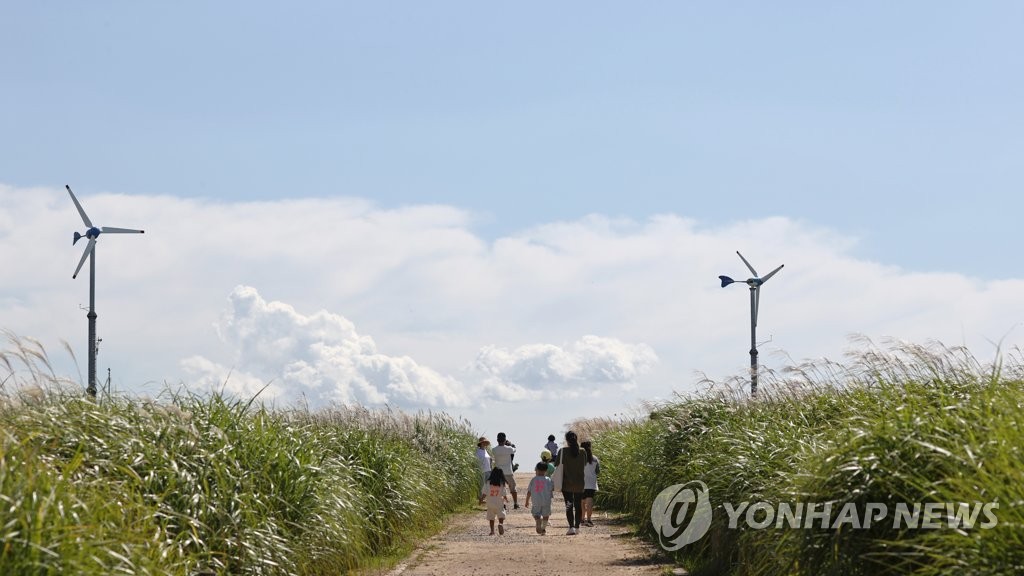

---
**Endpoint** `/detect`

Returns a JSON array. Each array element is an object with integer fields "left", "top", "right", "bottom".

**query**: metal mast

[
  {"left": 718, "top": 251, "right": 784, "bottom": 395},
  {"left": 67, "top": 185, "right": 144, "bottom": 397}
]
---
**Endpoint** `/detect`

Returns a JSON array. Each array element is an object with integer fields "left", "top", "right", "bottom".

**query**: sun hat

[{"left": 477, "top": 437, "right": 491, "bottom": 446}]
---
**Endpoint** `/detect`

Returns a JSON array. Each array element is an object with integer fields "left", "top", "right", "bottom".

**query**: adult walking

[
  {"left": 475, "top": 437, "right": 492, "bottom": 505},
  {"left": 554, "top": 430, "right": 587, "bottom": 535},
  {"left": 491, "top": 432, "right": 519, "bottom": 509},
  {"left": 581, "top": 440, "right": 600, "bottom": 526}
]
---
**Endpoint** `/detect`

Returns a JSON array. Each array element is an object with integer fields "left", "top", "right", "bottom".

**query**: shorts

[
  {"left": 583, "top": 489, "right": 597, "bottom": 499},
  {"left": 531, "top": 503, "right": 552, "bottom": 518},
  {"left": 498, "top": 468, "right": 517, "bottom": 492},
  {"left": 486, "top": 503, "right": 506, "bottom": 521}
]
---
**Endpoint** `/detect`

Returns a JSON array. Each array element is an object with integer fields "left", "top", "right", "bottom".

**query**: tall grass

[
  {"left": 585, "top": 338, "right": 1024, "bottom": 576},
  {"left": 0, "top": 333, "right": 479, "bottom": 575}
]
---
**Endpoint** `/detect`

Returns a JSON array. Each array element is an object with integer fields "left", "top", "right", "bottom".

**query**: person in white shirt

[
  {"left": 491, "top": 432, "right": 519, "bottom": 509},
  {"left": 475, "top": 437, "right": 493, "bottom": 505}
]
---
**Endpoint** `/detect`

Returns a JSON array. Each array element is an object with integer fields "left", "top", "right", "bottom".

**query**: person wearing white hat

[{"left": 475, "top": 437, "right": 492, "bottom": 505}]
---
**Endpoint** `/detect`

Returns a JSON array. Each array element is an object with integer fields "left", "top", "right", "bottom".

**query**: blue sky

[{"left": 2, "top": 3, "right": 1023, "bottom": 447}]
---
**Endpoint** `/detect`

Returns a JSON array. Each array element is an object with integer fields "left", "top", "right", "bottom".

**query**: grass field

[
  {"left": 576, "top": 339, "right": 1024, "bottom": 576},
  {"left": 0, "top": 332, "right": 479, "bottom": 575},
  {"left": 7, "top": 330, "right": 1024, "bottom": 575}
]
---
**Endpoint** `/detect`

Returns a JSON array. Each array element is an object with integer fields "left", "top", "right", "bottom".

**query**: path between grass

[{"left": 385, "top": 472, "right": 681, "bottom": 576}]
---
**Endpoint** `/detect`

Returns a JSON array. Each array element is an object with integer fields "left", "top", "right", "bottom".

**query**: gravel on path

[{"left": 386, "top": 472, "right": 679, "bottom": 576}]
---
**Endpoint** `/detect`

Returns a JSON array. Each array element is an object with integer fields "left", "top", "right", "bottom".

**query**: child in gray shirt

[{"left": 524, "top": 462, "right": 554, "bottom": 535}]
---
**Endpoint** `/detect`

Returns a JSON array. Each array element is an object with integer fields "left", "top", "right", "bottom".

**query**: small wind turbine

[
  {"left": 718, "top": 251, "right": 783, "bottom": 396},
  {"left": 67, "top": 185, "right": 145, "bottom": 397}
]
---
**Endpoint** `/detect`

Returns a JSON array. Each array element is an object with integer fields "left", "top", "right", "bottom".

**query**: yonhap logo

[
  {"left": 650, "top": 481, "right": 713, "bottom": 550},
  {"left": 649, "top": 480, "right": 999, "bottom": 552}
]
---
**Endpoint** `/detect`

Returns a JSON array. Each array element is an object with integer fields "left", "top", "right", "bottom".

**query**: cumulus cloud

[
  {"left": 181, "top": 286, "right": 661, "bottom": 408},
  {"left": 470, "top": 336, "right": 658, "bottom": 400},
  {"left": 178, "top": 355, "right": 283, "bottom": 401},
  {"left": 184, "top": 285, "right": 472, "bottom": 408}
]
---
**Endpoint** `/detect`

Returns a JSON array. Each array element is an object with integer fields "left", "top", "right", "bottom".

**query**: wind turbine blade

[
  {"left": 736, "top": 251, "right": 758, "bottom": 277},
  {"left": 761, "top": 264, "right": 784, "bottom": 283},
  {"left": 66, "top": 185, "right": 93, "bottom": 228},
  {"left": 719, "top": 275, "right": 735, "bottom": 287},
  {"left": 754, "top": 287, "right": 760, "bottom": 327},
  {"left": 73, "top": 238, "right": 96, "bottom": 279},
  {"left": 101, "top": 226, "right": 145, "bottom": 234}
]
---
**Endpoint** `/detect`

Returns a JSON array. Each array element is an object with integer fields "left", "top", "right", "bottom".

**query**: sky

[{"left": 2, "top": 2, "right": 1023, "bottom": 451}]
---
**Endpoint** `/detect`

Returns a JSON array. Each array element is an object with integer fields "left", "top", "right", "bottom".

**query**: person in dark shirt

[{"left": 554, "top": 430, "right": 586, "bottom": 535}]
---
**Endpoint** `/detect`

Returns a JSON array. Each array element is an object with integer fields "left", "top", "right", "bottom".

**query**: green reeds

[
  {"left": 588, "top": 339, "right": 1024, "bottom": 576},
  {"left": 0, "top": 333, "right": 479, "bottom": 575}
]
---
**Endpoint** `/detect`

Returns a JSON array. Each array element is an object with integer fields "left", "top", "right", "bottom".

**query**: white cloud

[
  {"left": 2, "top": 183, "right": 1023, "bottom": 446},
  {"left": 186, "top": 285, "right": 471, "bottom": 409},
  {"left": 182, "top": 286, "right": 659, "bottom": 409},
  {"left": 178, "top": 355, "right": 283, "bottom": 401},
  {"left": 470, "top": 336, "right": 658, "bottom": 399}
]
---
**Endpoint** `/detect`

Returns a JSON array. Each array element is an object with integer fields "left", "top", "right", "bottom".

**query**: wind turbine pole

[
  {"left": 87, "top": 248, "right": 98, "bottom": 397},
  {"left": 748, "top": 284, "right": 758, "bottom": 396}
]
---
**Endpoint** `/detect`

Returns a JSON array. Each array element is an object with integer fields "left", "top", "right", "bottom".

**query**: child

[
  {"left": 544, "top": 434, "right": 560, "bottom": 459},
  {"left": 484, "top": 468, "right": 508, "bottom": 535},
  {"left": 540, "top": 449, "right": 556, "bottom": 477},
  {"left": 524, "top": 461, "right": 554, "bottom": 534}
]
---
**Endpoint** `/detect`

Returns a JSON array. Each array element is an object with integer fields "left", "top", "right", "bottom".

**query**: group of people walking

[{"left": 475, "top": 431, "right": 600, "bottom": 536}]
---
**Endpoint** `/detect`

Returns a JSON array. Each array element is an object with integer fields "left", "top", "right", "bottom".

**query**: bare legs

[{"left": 583, "top": 495, "right": 594, "bottom": 525}]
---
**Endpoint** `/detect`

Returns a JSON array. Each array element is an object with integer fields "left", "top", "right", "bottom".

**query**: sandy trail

[{"left": 388, "top": 472, "right": 677, "bottom": 576}]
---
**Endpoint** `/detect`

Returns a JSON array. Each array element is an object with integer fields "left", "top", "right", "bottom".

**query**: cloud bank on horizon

[
  {"left": 3, "top": 184, "right": 1022, "bottom": 418},
  {"left": 179, "top": 285, "right": 654, "bottom": 408}
]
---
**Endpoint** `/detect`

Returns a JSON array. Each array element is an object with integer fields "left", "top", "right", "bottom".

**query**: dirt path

[{"left": 387, "top": 472, "right": 679, "bottom": 576}]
